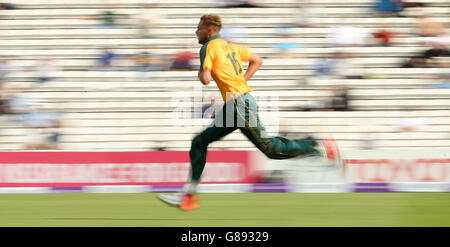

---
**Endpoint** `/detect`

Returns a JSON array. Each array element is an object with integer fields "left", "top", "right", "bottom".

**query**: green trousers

[{"left": 189, "top": 93, "right": 320, "bottom": 183}]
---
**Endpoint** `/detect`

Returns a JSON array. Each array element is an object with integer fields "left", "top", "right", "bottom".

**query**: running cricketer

[{"left": 159, "top": 14, "right": 342, "bottom": 211}]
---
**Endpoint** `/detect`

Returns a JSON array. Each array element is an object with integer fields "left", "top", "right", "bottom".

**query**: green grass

[{"left": 0, "top": 193, "right": 449, "bottom": 227}]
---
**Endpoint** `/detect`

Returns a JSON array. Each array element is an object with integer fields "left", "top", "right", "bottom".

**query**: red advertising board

[{"left": 0, "top": 151, "right": 261, "bottom": 187}]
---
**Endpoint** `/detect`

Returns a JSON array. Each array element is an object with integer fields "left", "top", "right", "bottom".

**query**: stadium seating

[{"left": 0, "top": 0, "right": 449, "bottom": 151}]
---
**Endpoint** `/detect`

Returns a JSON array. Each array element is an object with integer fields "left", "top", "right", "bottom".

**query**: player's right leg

[
  {"left": 235, "top": 93, "right": 342, "bottom": 166},
  {"left": 314, "top": 138, "right": 344, "bottom": 168}
]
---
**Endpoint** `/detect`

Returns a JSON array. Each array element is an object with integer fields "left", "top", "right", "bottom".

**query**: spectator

[
  {"left": 221, "top": 25, "right": 249, "bottom": 44},
  {"left": 329, "top": 85, "right": 350, "bottom": 111},
  {"left": 292, "top": 0, "right": 313, "bottom": 28},
  {"left": 403, "top": 36, "right": 450, "bottom": 68},
  {"left": 314, "top": 51, "right": 363, "bottom": 79},
  {"left": 96, "top": 48, "right": 121, "bottom": 70},
  {"left": 327, "top": 23, "right": 372, "bottom": 47},
  {"left": 414, "top": 8, "right": 446, "bottom": 37},
  {"left": 169, "top": 50, "right": 196, "bottom": 71},
  {"left": 272, "top": 27, "right": 305, "bottom": 58},
  {"left": 155, "top": 146, "right": 168, "bottom": 151},
  {"left": 395, "top": 116, "right": 428, "bottom": 132},
  {"left": 82, "top": 8, "right": 128, "bottom": 29},
  {"left": 372, "top": 29, "right": 397, "bottom": 46},
  {"left": 433, "top": 57, "right": 450, "bottom": 68},
  {"left": 3, "top": 88, "right": 62, "bottom": 150},
  {"left": 0, "top": 59, "right": 26, "bottom": 87},
  {"left": 429, "top": 73, "right": 450, "bottom": 89},
  {"left": 374, "top": 0, "right": 403, "bottom": 16},
  {"left": 0, "top": 82, "right": 6, "bottom": 112},
  {"left": 0, "top": 60, "right": 7, "bottom": 86},
  {"left": 360, "top": 138, "right": 377, "bottom": 150},
  {"left": 134, "top": 51, "right": 165, "bottom": 72},
  {"left": 297, "top": 85, "right": 350, "bottom": 112},
  {"left": 0, "top": 59, "right": 19, "bottom": 71},
  {"left": 374, "top": 0, "right": 425, "bottom": 17},
  {"left": 0, "top": 2, "right": 16, "bottom": 10},
  {"left": 34, "top": 57, "right": 59, "bottom": 84},
  {"left": 201, "top": 97, "right": 218, "bottom": 119},
  {"left": 217, "top": 0, "right": 260, "bottom": 8},
  {"left": 130, "top": 4, "right": 167, "bottom": 38},
  {"left": 394, "top": 107, "right": 430, "bottom": 132},
  {"left": 3, "top": 88, "right": 35, "bottom": 119},
  {"left": 22, "top": 109, "right": 62, "bottom": 150}
]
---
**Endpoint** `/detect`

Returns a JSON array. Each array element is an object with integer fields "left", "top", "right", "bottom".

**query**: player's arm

[
  {"left": 198, "top": 69, "right": 212, "bottom": 85},
  {"left": 244, "top": 53, "right": 262, "bottom": 82},
  {"left": 198, "top": 43, "right": 214, "bottom": 85}
]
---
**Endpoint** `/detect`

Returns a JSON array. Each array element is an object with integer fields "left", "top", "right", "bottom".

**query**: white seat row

[
  {"left": 1, "top": 123, "right": 449, "bottom": 137},
  {"left": 1, "top": 17, "right": 448, "bottom": 29},
  {"left": 4, "top": 78, "right": 435, "bottom": 92},
  {"left": 0, "top": 130, "right": 448, "bottom": 144},
  {"left": 55, "top": 110, "right": 450, "bottom": 120},
  {"left": 0, "top": 139, "right": 446, "bottom": 151},
  {"left": 7, "top": 0, "right": 215, "bottom": 7},
  {"left": 6, "top": 37, "right": 420, "bottom": 49},
  {"left": 8, "top": 57, "right": 406, "bottom": 70},
  {"left": 0, "top": 141, "right": 446, "bottom": 151},
  {"left": 3, "top": 97, "right": 448, "bottom": 112},
  {"left": 0, "top": 47, "right": 426, "bottom": 59},
  {"left": 19, "top": 90, "right": 332, "bottom": 100},
  {"left": 2, "top": 6, "right": 448, "bottom": 19},
  {"left": 4, "top": 116, "right": 440, "bottom": 128},
  {"left": 5, "top": 68, "right": 448, "bottom": 80},
  {"left": 16, "top": 88, "right": 450, "bottom": 102},
  {"left": 267, "top": 0, "right": 449, "bottom": 5},
  {"left": 0, "top": 27, "right": 417, "bottom": 39},
  {"left": 52, "top": 99, "right": 450, "bottom": 111},
  {"left": 10, "top": 0, "right": 449, "bottom": 7}
]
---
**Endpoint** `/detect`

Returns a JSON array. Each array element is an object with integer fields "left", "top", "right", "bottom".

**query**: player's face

[{"left": 196, "top": 20, "right": 209, "bottom": 45}]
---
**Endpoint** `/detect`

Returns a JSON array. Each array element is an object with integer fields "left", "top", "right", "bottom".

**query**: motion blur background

[{"left": 0, "top": 0, "right": 449, "bottom": 188}]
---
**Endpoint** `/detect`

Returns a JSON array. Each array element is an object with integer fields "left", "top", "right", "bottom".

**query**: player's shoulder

[
  {"left": 201, "top": 38, "right": 220, "bottom": 52},
  {"left": 227, "top": 41, "right": 249, "bottom": 50},
  {"left": 208, "top": 38, "right": 227, "bottom": 48}
]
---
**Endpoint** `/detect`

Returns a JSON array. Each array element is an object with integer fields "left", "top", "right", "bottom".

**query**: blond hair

[{"left": 200, "top": 14, "right": 222, "bottom": 32}]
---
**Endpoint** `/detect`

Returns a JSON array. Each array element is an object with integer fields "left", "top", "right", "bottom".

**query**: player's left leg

[
  {"left": 158, "top": 193, "right": 200, "bottom": 211},
  {"left": 158, "top": 125, "right": 236, "bottom": 211},
  {"left": 189, "top": 124, "right": 237, "bottom": 188},
  {"left": 159, "top": 101, "right": 238, "bottom": 211}
]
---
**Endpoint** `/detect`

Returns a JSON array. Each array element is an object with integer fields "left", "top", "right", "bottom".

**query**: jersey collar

[{"left": 208, "top": 34, "right": 221, "bottom": 42}]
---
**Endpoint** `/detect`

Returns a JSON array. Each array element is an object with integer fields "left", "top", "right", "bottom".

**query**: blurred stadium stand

[{"left": 0, "top": 0, "right": 449, "bottom": 151}]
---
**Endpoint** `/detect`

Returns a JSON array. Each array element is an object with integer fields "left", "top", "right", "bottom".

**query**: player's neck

[{"left": 207, "top": 33, "right": 220, "bottom": 40}]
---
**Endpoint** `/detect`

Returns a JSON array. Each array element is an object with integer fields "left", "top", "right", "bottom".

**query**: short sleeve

[
  {"left": 200, "top": 43, "right": 214, "bottom": 71},
  {"left": 238, "top": 45, "right": 251, "bottom": 62}
]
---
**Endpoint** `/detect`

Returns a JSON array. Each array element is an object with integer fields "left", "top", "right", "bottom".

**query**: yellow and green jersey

[{"left": 200, "top": 35, "right": 253, "bottom": 101}]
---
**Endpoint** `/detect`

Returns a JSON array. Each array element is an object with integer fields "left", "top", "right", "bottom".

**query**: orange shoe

[
  {"left": 316, "top": 138, "right": 343, "bottom": 168},
  {"left": 158, "top": 193, "right": 200, "bottom": 211},
  {"left": 179, "top": 194, "right": 200, "bottom": 211}
]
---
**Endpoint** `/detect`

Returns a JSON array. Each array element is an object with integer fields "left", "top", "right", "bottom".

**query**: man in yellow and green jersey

[{"left": 159, "top": 14, "right": 342, "bottom": 211}]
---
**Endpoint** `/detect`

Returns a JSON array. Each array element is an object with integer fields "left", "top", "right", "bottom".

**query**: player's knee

[
  {"left": 262, "top": 149, "right": 290, "bottom": 160},
  {"left": 264, "top": 151, "right": 279, "bottom": 159},
  {"left": 261, "top": 148, "right": 277, "bottom": 159}
]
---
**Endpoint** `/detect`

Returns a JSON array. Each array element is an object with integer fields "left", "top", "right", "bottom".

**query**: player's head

[{"left": 196, "top": 14, "right": 222, "bottom": 45}]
